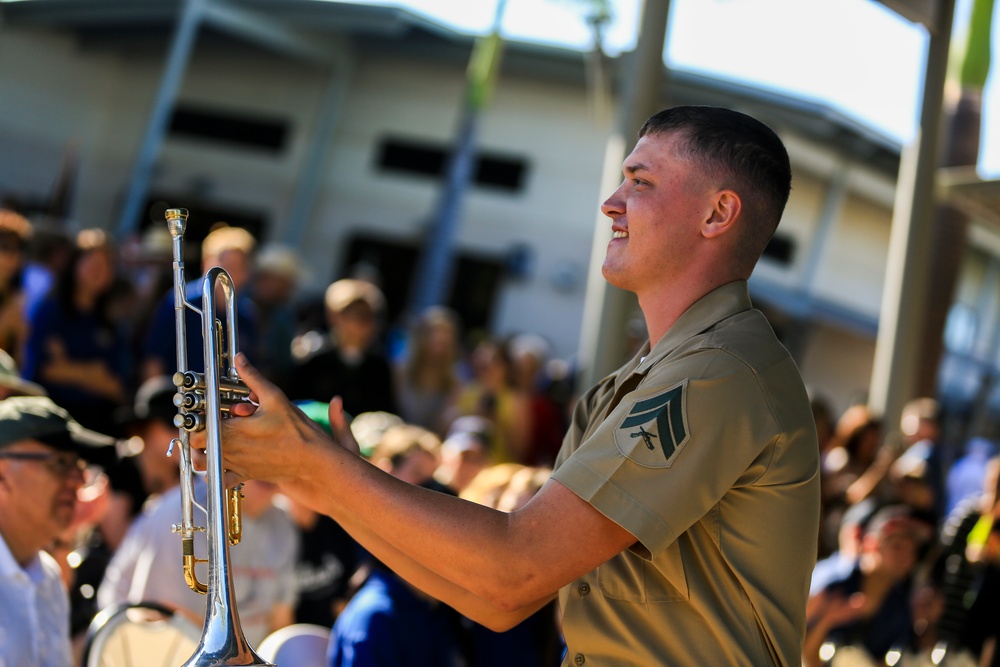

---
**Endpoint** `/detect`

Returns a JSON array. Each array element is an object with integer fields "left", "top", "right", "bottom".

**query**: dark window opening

[
  {"left": 169, "top": 105, "right": 288, "bottom": 153},
  {"left": 762, "top": 233, "right": 794, "bottom": 265},
  {"left": 476, "top": 156, "right": 526, "bottom": 191},
  {"left": 379, "top": 141, "right": 446, "bottom": 177},
  {"left": 376, "top": 137, "right": 528, "bottom": 192}
]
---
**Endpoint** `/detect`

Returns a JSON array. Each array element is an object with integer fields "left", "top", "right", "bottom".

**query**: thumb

[
  {"left": 234, "top": 352, "right": 277, "bottom": 403},
  {"left": 327, "top": 396, "right": 361, "bottom": 456},
  {"left": 327, "top": 396, "right": 348, "bottom": 432}
]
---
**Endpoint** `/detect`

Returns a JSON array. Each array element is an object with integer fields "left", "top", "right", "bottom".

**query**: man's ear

[{"left": 702, "top": 190, "right": 742, "bottom": 239}]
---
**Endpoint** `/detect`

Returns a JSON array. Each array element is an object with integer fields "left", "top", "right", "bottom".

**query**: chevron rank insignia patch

[{"left": 614, "top": 382, "right": 689, "bottom": 467}]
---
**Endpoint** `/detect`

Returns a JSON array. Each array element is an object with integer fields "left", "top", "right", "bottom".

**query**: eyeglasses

[{"left": 0, "top": 450, "right": 88, "bottom": 477}]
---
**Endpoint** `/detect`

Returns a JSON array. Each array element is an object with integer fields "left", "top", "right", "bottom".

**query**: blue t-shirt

[
  {"left": 821, "top": 565, "right": 915, "bottom": 660},
  {"left": 326, "top": 569, "right": 463, "bottom": 667},
  {"left": 23, "top": 297, "right": 130, "bottom": 410},
  {"left": 144, "top": 280, "right": 257, "bottom": 375}
]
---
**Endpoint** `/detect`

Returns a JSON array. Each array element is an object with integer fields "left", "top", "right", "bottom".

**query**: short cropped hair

[
  {"left": 201, "top": 225, "right": 256, "bottom": 260},
  {"left": 639, "top": 106, "right": 791, "bottom": 268}
]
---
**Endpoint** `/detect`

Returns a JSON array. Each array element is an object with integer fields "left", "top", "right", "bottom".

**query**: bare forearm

[
  {"left": 217, "top": 353, "right": 629, "bottom": 622},
  {"left": 41, "top": 359, "right": 125, "bottom": 401},
  {"left": 278, "top": 448, "right": 551, "bottom": 611},
  {"left": 320, "top": 491, "right": 553, "bottom": 630},
  {"left": 802, "top": 623, "right": 830, "bottom": 667}
]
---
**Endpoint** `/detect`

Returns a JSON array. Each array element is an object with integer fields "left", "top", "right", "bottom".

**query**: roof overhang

[
  {"left": 0, "top": 0, "right": 906, "bottom": 174},
  {"left": 875, "top": 0, "right": 946, "bottom": 33},
  {"left": 938, "top": 166, "right": 1000, "bottom": 227}
]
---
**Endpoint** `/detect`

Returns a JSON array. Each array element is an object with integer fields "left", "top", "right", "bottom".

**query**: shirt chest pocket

[{"left": 597, "top": 540, "right": 689, "bottom": 602}]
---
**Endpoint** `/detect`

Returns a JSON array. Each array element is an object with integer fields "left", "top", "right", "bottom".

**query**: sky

[{"left": 334, "top": 0, "right": 1000, "bottom": 178}]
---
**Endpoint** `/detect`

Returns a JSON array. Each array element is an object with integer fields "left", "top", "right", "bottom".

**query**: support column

[
  {"left": 282, "top": 63, "right": 352, "bottom": 246},
  {"left": 576, "top": 0, "right": 671, "bottom": 389},
  {"left": 867, "top": 0, "right": 955, "bottom": 435},
  {"left": 115, "top": 0, "right": 205, "bottom": 236}
]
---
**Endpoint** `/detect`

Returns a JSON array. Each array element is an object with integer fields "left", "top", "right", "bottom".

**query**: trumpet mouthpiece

[{"left": 165, "top": 207, "right": 189, "bottom": 237}]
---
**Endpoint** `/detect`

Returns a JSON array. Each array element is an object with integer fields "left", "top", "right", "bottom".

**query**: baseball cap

[
  {"left": 349, "top": 411, "right": 404, "bottom": 458},
  {"left": 442, "top": 430, "right": 490, "bottom": 455},
  {"left": 115, "top": 375, "right": 178, "bottom": 427},
  {"left": 0, "top": 349, "right": 46, "bottom": 397},
  {"left": 446, "top": 415, "right": 495, "bottom": 443},
  {"left": 324, "top": 279, "right": 385, "bottom": 315},
  {"left": 257, "top": 243, "right": 306, "bottom": 282},
  {"left": 0, "top": 395, "right": 117, "bottom": 463}
]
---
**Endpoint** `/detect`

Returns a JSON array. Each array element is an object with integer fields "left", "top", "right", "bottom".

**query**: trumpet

[{"left": 165, "top": 207, "right": 272, "bottom": 667}]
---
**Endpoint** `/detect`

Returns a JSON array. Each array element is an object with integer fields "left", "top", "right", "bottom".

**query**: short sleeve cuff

[{"left": 551, "top": 454, "right": 676, "bottom": 559}]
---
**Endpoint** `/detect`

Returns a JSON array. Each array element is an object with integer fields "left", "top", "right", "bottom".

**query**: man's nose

[
  {"left": 601, "top": 182, "right": 626, "bottom": 217},
  {"left": 65, "top": 463, "right": 88, "bottom": 487}
]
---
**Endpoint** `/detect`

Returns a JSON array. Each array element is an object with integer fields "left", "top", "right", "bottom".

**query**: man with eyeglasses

[{"left": 0, "top": 395, "right": 116, "bottom": 666}]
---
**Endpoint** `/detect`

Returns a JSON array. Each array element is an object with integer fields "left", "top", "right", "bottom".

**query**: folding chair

[{"left": 81, "top": 601, "right": 201, "bottom": 667}]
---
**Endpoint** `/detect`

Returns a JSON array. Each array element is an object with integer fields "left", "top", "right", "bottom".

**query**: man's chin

[{"left": 601, "top": 265, "right": 630, "bottom": 291}]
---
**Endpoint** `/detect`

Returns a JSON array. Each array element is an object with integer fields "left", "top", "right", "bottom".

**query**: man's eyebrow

[{"left": 624, "top": 162, "right": 651, "bottom": 176}]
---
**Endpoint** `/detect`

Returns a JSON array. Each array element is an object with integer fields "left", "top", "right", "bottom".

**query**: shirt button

[
  {"left": 574, "top": 653, "right": 586, "bottom": 665},
  {"left": 579, "top": 583, "right": 590, "bottom": 596}
]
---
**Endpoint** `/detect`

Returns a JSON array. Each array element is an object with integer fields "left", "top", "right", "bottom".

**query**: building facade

[{"left": 1, "top": 0, "right": 998, "bottom": 433}]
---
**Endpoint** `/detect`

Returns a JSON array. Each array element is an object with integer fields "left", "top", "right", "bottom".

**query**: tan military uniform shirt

[{"left": 552, "top": 281, "right": 820, "bottom": 666}]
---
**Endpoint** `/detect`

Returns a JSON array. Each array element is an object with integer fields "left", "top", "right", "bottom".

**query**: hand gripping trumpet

[{"left": 165, "top": 208, "right": 272, "bottom": 667}]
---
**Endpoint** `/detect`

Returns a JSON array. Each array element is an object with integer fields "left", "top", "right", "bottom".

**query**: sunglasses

[{"left": 0, "top": 450, "right": 89, "bottom": 477}]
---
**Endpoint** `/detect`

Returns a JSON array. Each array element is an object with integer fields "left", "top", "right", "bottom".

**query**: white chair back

[
  {"left": 256, "top": 623, "right": 331, "bottom": 667},
  {"left": 83, "top": 602, "right": 201, "bottom": 667}
]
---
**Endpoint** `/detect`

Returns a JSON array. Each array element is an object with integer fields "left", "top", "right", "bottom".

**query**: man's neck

[
  {"left": 639, "top": 288, "right": 710, "bottom": 348},
  {"left": 639, "top": 275, "right": 745, "bottom": 346},
  {"left": 0, "top": 523, "right": 41, "bottom": 569}
]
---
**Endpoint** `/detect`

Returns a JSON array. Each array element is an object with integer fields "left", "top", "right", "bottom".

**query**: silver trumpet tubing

[{"left": 165, "top": 207, "right": 273, "bottom": 667}]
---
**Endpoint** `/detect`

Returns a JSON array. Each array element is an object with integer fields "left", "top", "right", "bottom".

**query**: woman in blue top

[{"left": 23, "top": 228, "right": 129, "bottom": 437}]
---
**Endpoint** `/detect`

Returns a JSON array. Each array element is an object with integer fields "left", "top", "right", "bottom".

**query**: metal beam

[
  {"left": 202, "top": 0, "right": 347, "bottom": 65},
  {"left": 115, "top": 0, "right": 205, "bottom": 236},
  {"left": 938, "top": 166, "right": 1000, "bottom": 227},
  {"left": 282, "top": 61, "right": 353, "bottom": 246},
  {"left": 876, "top": 0, "right": 944, "bottom": 32}
]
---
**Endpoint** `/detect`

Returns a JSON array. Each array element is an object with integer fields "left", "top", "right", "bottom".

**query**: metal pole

[
  {"left": 408, "top": 0, "right": 507, "bottom": 316},
  {"left": 283, "top": 63, "right": 352, "bottom": 246},
  {"left": 868, "top": 0, "right": 955, "bottom": 433},
  {"left": 576, "top": 0, "right": 671, "bottom": 389},
  {"left": 115, "top": 0, "right": 205, "bottom": 237}
]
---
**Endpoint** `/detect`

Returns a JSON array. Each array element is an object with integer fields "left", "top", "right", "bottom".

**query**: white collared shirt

[{"left": 0, "top": 533, "right": 72, "bottom": 667}]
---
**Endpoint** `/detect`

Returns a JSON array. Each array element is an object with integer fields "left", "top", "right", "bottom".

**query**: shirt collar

[
  {"left": 0, "top": 531, "right": 43, "bottom": 581},
  {"left": 619, "top": 280, "right": 753, "bottom": 385}
]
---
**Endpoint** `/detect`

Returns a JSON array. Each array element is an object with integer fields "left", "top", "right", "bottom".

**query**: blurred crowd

[
  {"left": 806, "top": 396, "right": 1000, "bottom": 667},
  {"left": 0, "top": 208, "right": 571, "bottom": 666},
  {"left": 1, "top": 206, "right": 999, "bottom": 667}
]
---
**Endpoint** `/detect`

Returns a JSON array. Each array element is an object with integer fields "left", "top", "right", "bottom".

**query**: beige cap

[{"left": 0, "top": 349, "right": 46, "bottom": 397}]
